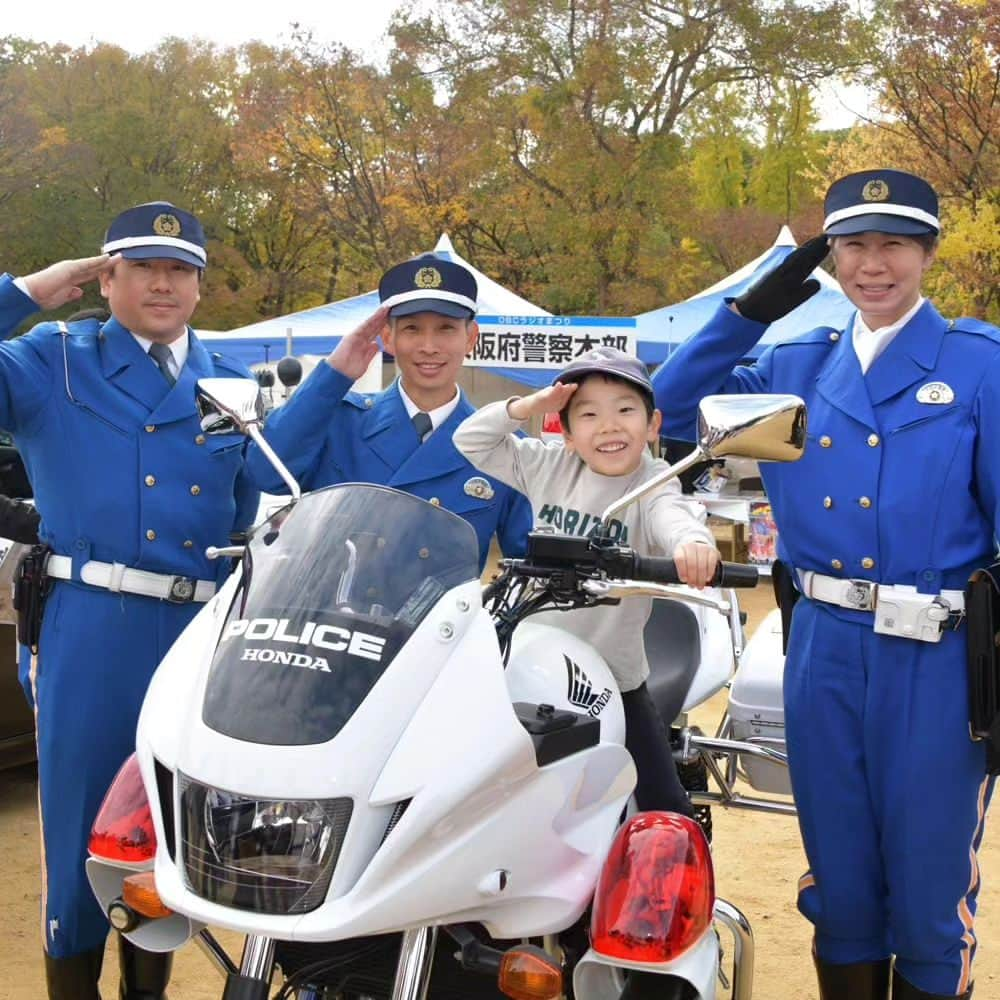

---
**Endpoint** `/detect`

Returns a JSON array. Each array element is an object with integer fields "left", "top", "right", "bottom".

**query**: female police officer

[{"left": 651, "top": 169, "right": 998, "bottom": 999}]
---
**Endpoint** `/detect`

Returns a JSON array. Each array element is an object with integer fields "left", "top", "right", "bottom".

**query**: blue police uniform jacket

[
  {"left": 246, "top": 362, "right": 532, "bottom": 570},
  {"left": 0, "top": 273, "right": 259, "bottom": 959},
  {"left": 652, "top": 300, "right": 1000, "bottom": 601},
  {"left": 0, "top": 274, "right": 258, "bottom": 576}
]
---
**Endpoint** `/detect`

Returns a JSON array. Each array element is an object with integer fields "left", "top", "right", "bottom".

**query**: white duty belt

[
  {"left": 796, "top": 569, "right": 964, "bottom": 644},
  {"left": 46, "top": 555, "right": 215, "bottom": 604}
]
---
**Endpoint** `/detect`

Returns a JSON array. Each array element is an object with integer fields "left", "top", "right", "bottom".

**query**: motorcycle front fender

[{"left": 573, "top": 928, "right": 718, "bottom": 1000}]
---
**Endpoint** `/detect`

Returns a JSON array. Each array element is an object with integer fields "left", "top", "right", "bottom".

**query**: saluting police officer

[
  {"left": 246, "top": 253, "right": 531, "bottom": 568},
  {"left": 651, "top": 170, "right": 999, "bottom": 1000},
  {"left": 0, "top": 203, "right": 258, "bottom": 999}
]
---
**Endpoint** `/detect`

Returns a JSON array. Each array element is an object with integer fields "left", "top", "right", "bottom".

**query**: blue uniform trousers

[
  {"left": 786, "top": 599, "right": 992, "bottom": 995},
  {"left": 20, "top": 583, "right": 202, "bottom": 958}
]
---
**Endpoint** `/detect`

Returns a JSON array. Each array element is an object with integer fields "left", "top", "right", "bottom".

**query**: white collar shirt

[
  {"left": 852, "top": 297, "right": 925, "bottom": 375},
  {"left": 398, "top": 380, "right": 461, "bottom": 437},
  {"left": 132, "top": 331, "right": 190, "bottom": 380}
]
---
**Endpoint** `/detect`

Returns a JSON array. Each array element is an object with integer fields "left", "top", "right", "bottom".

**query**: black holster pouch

[
  {"left": 12, "top": 544, "right": 52, "bottom": 653},
  {"left": 965, "top": 563, "right": 1000, "bottom": 775},
  {"left": 771, "top": 560, "right": 800, "bottom": 656}
]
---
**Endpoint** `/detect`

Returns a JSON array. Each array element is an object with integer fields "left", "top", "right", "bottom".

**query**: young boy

[{"left": 454, "top": 346, "right": 719, "bottom": 816}]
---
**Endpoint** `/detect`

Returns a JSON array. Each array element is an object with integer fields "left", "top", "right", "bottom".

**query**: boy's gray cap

[{"left": 554, "top": 346, "right": 653, "bottom": 397}]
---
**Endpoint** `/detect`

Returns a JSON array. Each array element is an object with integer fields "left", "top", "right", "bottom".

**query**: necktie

[
  {"left": 149, "top": 342, "right": 176, "bottom": 387},
  {"left": 412, "top": 411, "right": 433, "bottom": 442}
]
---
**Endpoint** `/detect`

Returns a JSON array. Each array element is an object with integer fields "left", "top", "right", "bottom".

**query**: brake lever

[{"left": 582, "top": 579, "right": 732, "bottom": 613}]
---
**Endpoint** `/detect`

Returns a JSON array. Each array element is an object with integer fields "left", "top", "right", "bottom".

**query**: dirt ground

[{"left": 1, "top": 586, "right": 997, "bottom": 999}]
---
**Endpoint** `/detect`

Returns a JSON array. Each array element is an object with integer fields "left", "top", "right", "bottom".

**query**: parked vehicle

[{"left": 85, "top": 383, "right": 805, "bottom": 999}]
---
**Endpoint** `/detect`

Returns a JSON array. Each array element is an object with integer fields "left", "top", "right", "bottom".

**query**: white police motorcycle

[{"left": 86, "top": 382, "right": 805, "bottom": 1000}]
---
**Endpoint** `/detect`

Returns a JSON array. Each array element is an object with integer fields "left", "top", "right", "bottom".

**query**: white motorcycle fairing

[
  {"left": 136, "top": 572, "right": 634, "bottom": 942},
  {"left": 86, "top": 482, "right": 740, "bottom": 999}
]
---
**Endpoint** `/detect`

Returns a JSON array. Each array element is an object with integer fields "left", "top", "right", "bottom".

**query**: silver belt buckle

[
  {"left": 844, "top": 579, "right": 877, "bottom": 611},
  {"left": 167, "top": 576, "right": 196, "bottom": 603}
]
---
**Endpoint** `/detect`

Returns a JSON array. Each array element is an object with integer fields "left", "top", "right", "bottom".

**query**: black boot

[
  {"left": 44, "top": 945, "right": 104, "bottom": 1000},
  {"left": 118, "top": 936, "right": 172, "bottom": 1000},
  {"left": 814, "top": 953, "right": 891, "bottom": 1000},
  {"left": 892, "top": 969, "right": 972, "bottom": 999}
]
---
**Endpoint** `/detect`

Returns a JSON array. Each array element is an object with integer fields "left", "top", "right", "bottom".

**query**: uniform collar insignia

[
  {"left": 916, "top": 381, "right": 954, "bottom": 404},
  {"left": 463, "top": 476, "right": 495, "bottom": 500}
]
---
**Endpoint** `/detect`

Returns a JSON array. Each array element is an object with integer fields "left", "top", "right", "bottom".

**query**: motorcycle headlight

[{"left": 178, "top": 774, "right": 352, "bottom": 916}]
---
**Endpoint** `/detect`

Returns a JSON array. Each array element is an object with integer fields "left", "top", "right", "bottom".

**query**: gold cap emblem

[
  {"left": 414, "top": 266, "right": 443, "bottom": 289},
  {"left": 152, "top": 213, "right": 182, "bottom": 237},
  {"left": 861, "top": 179, "right": 889, "bottom": 202}
]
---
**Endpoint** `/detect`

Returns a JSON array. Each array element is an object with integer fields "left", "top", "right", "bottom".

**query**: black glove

[{"left": 733, "top": 235, "right": 830, "bottom": 324}]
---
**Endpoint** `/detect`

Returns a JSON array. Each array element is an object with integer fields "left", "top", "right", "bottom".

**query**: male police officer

[
  {"left": 246, "top": 254, "right": 531, "bottom": 568},
  {"left": 0, "top": 202, "right": 258, "bottom": 999},
  {"left": 651, "top": 170, "right": 999, "bottom": 999}
]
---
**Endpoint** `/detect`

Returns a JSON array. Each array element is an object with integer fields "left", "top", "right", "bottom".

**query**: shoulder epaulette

[
  {"left": 210, "top": 352, "right": 253, "bottom": 378},
  {"left": 948, "top": 317, "right": 1000, "bottom": 343},
  {"left": 342, "top": 390, "right": 375, "bottom": 411},
  {"left": 771, "top": 326, "right": 843, "bottom": 349}
]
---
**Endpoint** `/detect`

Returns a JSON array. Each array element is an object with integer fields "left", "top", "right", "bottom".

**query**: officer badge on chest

[
  {"left": 464, "top": 476, "right": 495, "bottom": 501},
  {"left": 916, "top": 381, "right": 955, "bottom": 405}
]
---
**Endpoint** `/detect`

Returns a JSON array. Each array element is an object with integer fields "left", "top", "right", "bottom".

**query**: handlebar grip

[
  {"left": 714, "top": 562, "right": 759, "bottom": 588},
  {"left": 628, "top": 555, "right": 680, "bottom": 585},
  {"left": 629, "top": 556, "right": 758, "bottom": 587}
]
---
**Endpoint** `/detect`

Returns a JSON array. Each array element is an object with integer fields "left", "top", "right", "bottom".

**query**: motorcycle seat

[{"left": 643, "top": 599, "right": 701, "bottom": 727}]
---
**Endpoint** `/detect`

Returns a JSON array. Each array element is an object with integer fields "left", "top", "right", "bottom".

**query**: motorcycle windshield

[{"left": 202, "top": 484, "right": 480, "bottom": 746}]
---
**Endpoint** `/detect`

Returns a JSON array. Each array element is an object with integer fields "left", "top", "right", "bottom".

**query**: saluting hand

[
  {"left": 673, "top": 541, "right": 720, "bottom": 590},
  {"left": 22, "top": 254, "right": 120, "bottom": 311},
  {"left": 732, "top": 235, "right": 830, "bottom": 324},
  {"left": 507, "top": 381, "right": 578, "bottom": 422},
  {"left": 327, "top": 306, "right": 390, "bottom": 380}
]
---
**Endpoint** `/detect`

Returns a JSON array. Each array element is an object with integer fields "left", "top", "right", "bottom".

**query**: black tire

[{"left": 676, "top": 755, "right": 712, "bottom": 843}]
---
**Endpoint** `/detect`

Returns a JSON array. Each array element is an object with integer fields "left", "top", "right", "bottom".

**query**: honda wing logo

[{"left": 565, "top": 655, "right": 613, "bottom": 717}]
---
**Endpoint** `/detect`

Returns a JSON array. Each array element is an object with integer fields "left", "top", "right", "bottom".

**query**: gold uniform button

[
  {"left": 861, "top": 557, "right": 875, "bottom": 569},
  {"left": 190, "top": 485, "right": 201, "bottom": 496},
  {"left": 867, "top": 434, "right": 880, "bottom": 447},
  {"left": 429, "top": 497, "right": 441, "bottom": 506},
  {"left": 418, "top": 547, "right": 430, "bottom": 559},
  {"left": 183, "top": 540, "right": 194, "bottom": 549},
  {"left": 195, "top": 434, "right": 206, "bottom": 445},
  {"left": 820, "top": 435, "right": 832, "bottom": 448},
  {"left": 831, "top": 558, "right": 843, "bottom": 570},
  {"left": 829, "top": 332, "right": 840, "bottom": 342},
  {"left": 145, "top": 425, "right": 156, "bottom": 433},
  {"left": 823, "top": 496, "right": 833, "bottom": 509},
  {"left": 146, "top": 529, "right": 157, "bottom": 541},
  {"left": 859, "top": 496, "right": 872, "bottom": 508},
  {"left": 144, "top": 475, "right": 156, "bottom": 487}
]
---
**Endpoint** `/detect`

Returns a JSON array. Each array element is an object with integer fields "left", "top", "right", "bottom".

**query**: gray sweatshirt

[{"left": 454, "top": 400, "right": 715, "bottom": 691}]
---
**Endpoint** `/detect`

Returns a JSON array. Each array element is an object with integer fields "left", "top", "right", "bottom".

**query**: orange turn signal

[
  {"left": 497, "top": 945, "right": 563, "bottom": 1000},
  {"left": 122, "top": 871, "right": 172, "bottom": 920}
]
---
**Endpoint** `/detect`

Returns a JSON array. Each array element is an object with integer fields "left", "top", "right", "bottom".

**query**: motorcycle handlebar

[{"left": 503, "top": 533, "right": 759, "bottom": 589}]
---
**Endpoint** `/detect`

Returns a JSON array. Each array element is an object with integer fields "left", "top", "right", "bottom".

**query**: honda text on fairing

[{"left": 85, "top": 380, "right": 806, "bottom": 1000}]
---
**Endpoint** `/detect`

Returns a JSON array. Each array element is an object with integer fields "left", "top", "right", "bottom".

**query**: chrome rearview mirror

[
  {"left": 196, "top": 378, "right": 265, "bottom": 434},
  {"left": 698, "top": 394, "right": 807, "bottom": 462},
  {"left": 196, "top": 377, "right": 301, "bottom": 501},
  {"left": 600, "top": 393, "right": 806, "bottom": 529}
]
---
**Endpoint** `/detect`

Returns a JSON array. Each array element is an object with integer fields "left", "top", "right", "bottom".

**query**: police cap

[
  {"left": 554, "top": 346, "right": 653, "bottom": 402},
  {"left": 823, "top": 169, "right": 939, "bottom": 237},
  {"left": 102, "top": 202, "right": 207, "bottom": 268},
  {"left": 379, "top": 253, "right": 477, "bottom": 319}
]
